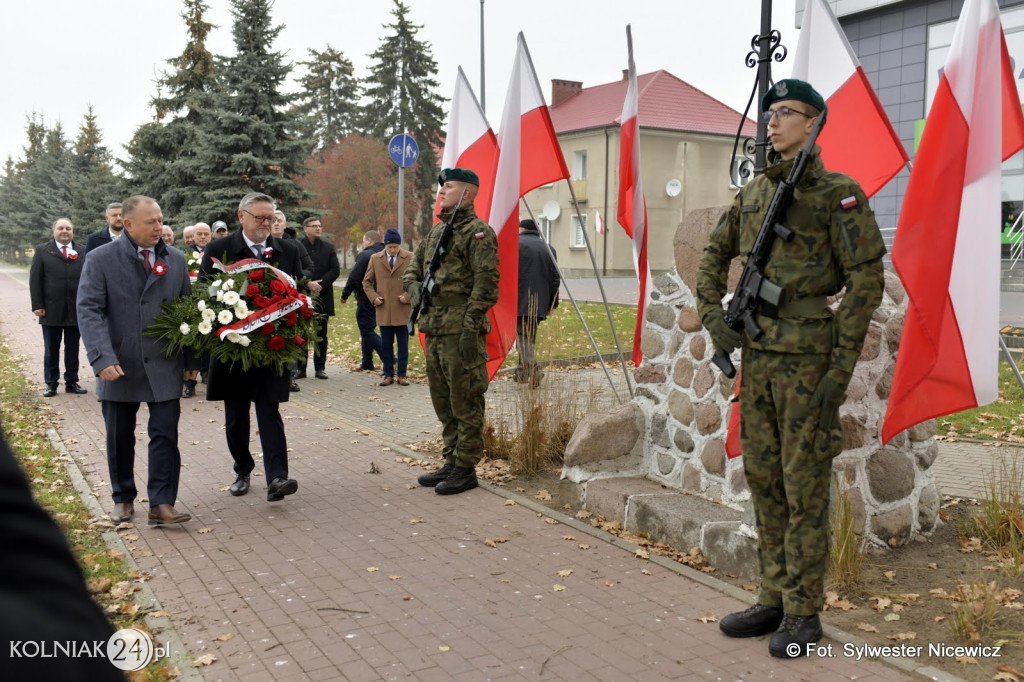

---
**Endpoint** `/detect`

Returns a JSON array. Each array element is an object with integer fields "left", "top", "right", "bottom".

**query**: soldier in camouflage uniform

[
  {"left": 696, "top": 79, "right": 885, "bottom": 658},
  {"left": 403, "top": 168, "right": 499, "bottom": 495}
]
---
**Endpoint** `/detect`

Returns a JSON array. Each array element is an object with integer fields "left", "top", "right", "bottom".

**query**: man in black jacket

[
  {"left": 84, "top": 202, "right": 124, "bottom": 253},
  {"left": 515, "top": 219, "right": 560, "bottom": 387},
  {"left": 297, "top": 216, "right": 340, "bottom": 379},
  {"left": 29, "top": 218, "right": 87, "bottom": 397},
  {"left": 341, "top": 230, "right": 384, "bottom": 371},
  {"left": 199, "top": 193, "right": 308, "bottom": 503}
]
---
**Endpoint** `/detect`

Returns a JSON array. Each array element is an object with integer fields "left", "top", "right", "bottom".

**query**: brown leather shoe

[
  {"left": 110, "top": 502, "right": 134, "bottom": 523},
  {"left": 397, "top": 377, "right": 409, "bottom": 386},
  {"left": 148, "top": 504, "right": 192, "bottom": 527},
  {"left": 379, "top": 376, "right": 394, "bottom": 386}
]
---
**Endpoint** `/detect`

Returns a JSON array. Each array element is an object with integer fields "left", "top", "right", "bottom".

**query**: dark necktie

[
  {"left": 389, "top": 255, "right": 395, "bottom": 268},
  {"left": 61, "top": 245, "right": 67, "bottom": 259},
  {"left": 141, "top": 249, "right": 152, "bottom": 274},
  {"left": 253, "top": 243, "right": 264, "bottom": 258}
]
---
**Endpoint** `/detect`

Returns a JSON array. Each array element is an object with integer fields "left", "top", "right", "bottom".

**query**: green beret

[
  {"left": 761, "top": 79, "right": 827, "bottom": 123},
  {"left": 438, "top": 167, "right": 480, "bottom": 187}
]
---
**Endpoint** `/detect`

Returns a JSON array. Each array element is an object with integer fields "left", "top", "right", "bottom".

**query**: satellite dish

[
  {"left": 666, "top": 179, "right": 682, "bottom": 197},
  {"left": 542, "top": 200, "right": 561, "bottom": 220}
]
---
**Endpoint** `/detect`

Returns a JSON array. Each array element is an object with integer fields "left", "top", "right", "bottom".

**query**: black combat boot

[
  {"left": 719, "top": 604, "right": 784, "bottom": 638},
  {"left": 768, "top": 614, "right": 823, "bottom": 658},
  {"left": 417, "top": 463, "right": 456, "bottom": 487},
  {"left": 435, "top": 466, "right": 478, "bottom": 495}
]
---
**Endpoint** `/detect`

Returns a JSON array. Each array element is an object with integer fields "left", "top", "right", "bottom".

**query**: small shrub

[{"left": 828, "top": 481, "right": 866, "bottom": 592}]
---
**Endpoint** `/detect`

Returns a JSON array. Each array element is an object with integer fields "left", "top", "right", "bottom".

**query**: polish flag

[
  {"left": 486, "top": 32, "right": 570, "bottom": 379},
  {"left": 791, "top": 0, "right": 909, "bottom": 197},
  {"left": 617, "top": 25, "right": 650, "bottom": 368},
  {"left": 436, "top": 67, "right": 497, "bottom": 221},
  {"left": 882, "top": 0, "right": 1024, "bottom": 443}
]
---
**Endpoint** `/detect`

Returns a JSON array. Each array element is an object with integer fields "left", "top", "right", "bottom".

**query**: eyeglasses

[
  {"left": 762, "top": 106, "right": 814, "bottom": 123},
  {"left": 242, "top": 208, "right": 274, "bottom": 224}
]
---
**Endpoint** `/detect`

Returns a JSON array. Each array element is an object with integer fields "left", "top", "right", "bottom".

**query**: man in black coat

[
  {"left": 199, "top": 193, "right": 307, "bottom": 503},
  {"left": 515, "top": 219, "right": 561, "bottom": 387},
  {"left": 341, "top": 230, "right": 385, "bottom": 371},
  {"left": 29, "top": 218, "right": 87, "bottom": 397},
  {"left": 297, "top": 216, "right": 340, "bottom": 379},
  {"left": 84, "top": 202, "right": 124, "bottom": 254}
]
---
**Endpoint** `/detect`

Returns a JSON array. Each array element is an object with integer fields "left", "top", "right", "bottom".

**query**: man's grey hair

[
  {"left": 122, "top": 196, "right": 157, "bottom": 219},
  {"left": 239, "top": 192, "right": 276, "bottom": 212},
  {"left": 105, "top": 202, "right": 122, "bottom": 213}
]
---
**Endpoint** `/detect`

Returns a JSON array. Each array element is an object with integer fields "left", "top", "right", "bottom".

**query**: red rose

[
  {"left": 269, "top": 280, "right": 288, "bottom": 294},
  {"left": 249, "top": 270, "right": 264, "bottom": 283},
  {"left": 293, "top": 335, "right": 306, "bottom": 347},
  {"left": 246, "top": 284, "right": 260, "bottom": 297},
  {"left": 268, "top": 335, "right": 286, "bottom": 350},
  {"left": 288, "top": 287, "right": 300, "bottom": 298},
  {"left": 254, "top": 296, "right": 272, "bottom": 308},
  {"left": 284, "top": 311, "right": 298, "bottom": 327},
  {"left": 270, "top": 294, "right": 283, "bottom": 304},
  {"left": 261, "top": 323, "right": 275, "bottom": 335},
  {"left": 299, "top": 307, "right": 315, "bottom": 320}
]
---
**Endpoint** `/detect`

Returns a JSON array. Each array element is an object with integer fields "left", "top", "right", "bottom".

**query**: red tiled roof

[{"left": 549, "top": 70, "right": 757, "bottom": 138}]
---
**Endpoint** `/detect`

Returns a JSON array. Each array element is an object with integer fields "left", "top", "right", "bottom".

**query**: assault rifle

[
  {"left": 407, "top": 189, "right": 468, "bottom": 334},
  {"left": 712, "top": 111, "right": 826, "bottom": 378}
]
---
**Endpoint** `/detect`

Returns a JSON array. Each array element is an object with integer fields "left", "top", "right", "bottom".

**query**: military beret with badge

[
  {"left": 761, "top": 78, "right": 828, "bottom": 125},
  {"left": 438, "top": 167, "right": 480, "bottom": 187}
]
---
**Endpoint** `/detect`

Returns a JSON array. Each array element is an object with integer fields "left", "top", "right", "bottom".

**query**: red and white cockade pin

[{"left": 153, "top": 262, "right": 168, "bottom": 276}]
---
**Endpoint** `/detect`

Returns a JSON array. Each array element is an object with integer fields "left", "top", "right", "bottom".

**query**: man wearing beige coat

[{"left": 363, "top": 229, "right": 413, "bottom": 385}]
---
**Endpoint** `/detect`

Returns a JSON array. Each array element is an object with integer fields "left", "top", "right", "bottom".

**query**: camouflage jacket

[
  {"left": 402, "top": 202, "right": 499, "bottom": 335},
  {"left": 696, "top": 148, "right": 885, "bottom": 375}
]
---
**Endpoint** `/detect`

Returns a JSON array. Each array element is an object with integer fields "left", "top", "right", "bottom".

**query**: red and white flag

[
  {"left": 436, "top": 67, "right": 498, "bottom": 221},
  {"left": 882, "top": 0, "right": 1024, "bottom": 443},
  {"left": 595, "top": 210, "right": 604, "bottom": 235},
  {"left": 617, "top": 25, "right": 650, "bottom": 368},
  {"left": 486, "top": 32, "right": 570, "bottom": 379},
  {"left": 791, "top": 0, "right": 909, "bottom": 197}
]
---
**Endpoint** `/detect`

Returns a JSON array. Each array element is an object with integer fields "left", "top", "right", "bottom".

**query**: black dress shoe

[
  {"left": 65, "top": 382, "right": 87, "bottom": 394},
  {"left": 293, "top": 370, "right": 307, "bottom": 379},
  {"left": 290, "top": 380, "right": 301, "bottom": 392},
  {"left": 768, "top": 614, "right": 823, "bottom": 658},
  {"left": 43, "top": 386, "right": 57, "bottom": 398},
  {"left": 229, "top": 474, "right": 250, "bottom": 496},
  {"left": 435, "top": 466, "right": 478, "bottom": 495},
  {"left": 315, "top": 370, "right": 328, "bottom": 379},
  {"left": 417, "top": 463, "right": 456, "bottom": 487},
  {"left": 267, "top": 477, "right": 298, "bottom": 501},
  {"left": 110, "top": 502, "right": 134, "bottom": 523},
  {"left": 720, "top": 604, "right": 784, "bottom": 638},
  {"left": 147, "top": 504, "right": 192, "bottom": 527},
  {"left": 182, "top": 384, "right": 195, "bottom": 398}
]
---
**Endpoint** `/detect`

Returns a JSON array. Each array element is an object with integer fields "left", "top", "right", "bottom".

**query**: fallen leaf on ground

[
  {"left": 192, "top": 654, "right": 216, "bottom": 667},
  {"left": 578, "top": 543, "right": 590, "bottom": 550},
  {"left": 888, "top": 631, "right": 916, "bottom": 641},
  {"left": 212, "top": 634, "right": 233, "bottom": 642},
  {"left": 543, "top": 518, "right": 559, "bottom": 525},
  {"left": 366, "top": 567, "right": 379, "bottom": 572},
  {"left": 504, "top": 499, "right": 515, "bottom": 506},
  {"left": 556, "top": 569, "right": 573, "bottom": 577},
  {"left": 197, "top": 527, "right": 213, "bottom": 534},
  {"left": 553, "top": 584, "right": 566, "bottom": 592},
  {"left": 698, "top": 613, "right": 717, "bottom": 623},
  {"left": 534, "top": 490, "right": 551, "bottom": 501},
  {"left": 484, "top": 537, "right": 510, "bottom": 548},
  {"left": 857, "top": 623, "right": 879, "bottom": 633}
]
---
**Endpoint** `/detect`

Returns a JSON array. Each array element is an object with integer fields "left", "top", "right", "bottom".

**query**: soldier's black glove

[
  {"left": 809, "top": 368, "right": 851, "bottom": 434},
  {"left": 406, "top": 284, "right": 420, "bottom": 310},
  {"left": 459, "top": 329, "right": 477, "bottom": 364},
  {"left": 702, "top": 308, "right": 742, "bottom": 357}
]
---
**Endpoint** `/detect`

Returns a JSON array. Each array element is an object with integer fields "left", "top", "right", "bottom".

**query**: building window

[
  {"left": 537, "top": 217, "right": 551, "bottom": 243},
  {"left": 571, "top": 214, "right": 587, "bottom": 249},
  {"left": 572, "top": 150, "right": 587, "bottom": 180}
]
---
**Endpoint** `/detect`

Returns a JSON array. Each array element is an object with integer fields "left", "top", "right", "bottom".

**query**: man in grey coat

[{"left": 77, "top": 195, "right": 197, "bottom": 527}]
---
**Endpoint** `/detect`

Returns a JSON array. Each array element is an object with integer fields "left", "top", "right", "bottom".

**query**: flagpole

[
  {"left": 564, "top": 180, "right": 636, "bottom": 398},
  {"left": 522, "top": 200, "right": 625, "bottom": 403}
]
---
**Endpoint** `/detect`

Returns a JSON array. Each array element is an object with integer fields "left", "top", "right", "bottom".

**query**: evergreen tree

[
  {"left": 69, "top": 106, "right": 124, "bottom": 235},
  {"left": 292, "top": 46, "right": 361, "bottom": 153},
  {"left": 6, "top": 118, "right": 73, "bottom": 246},
  {"left": 123, "top": 0, "right": 218, "bottom": 218},
  {"left": 186, "top": 0, "right": 309, "bottom": 226},
  {"left": 359, "top": 0, "right": 446, "bottom": 234}
]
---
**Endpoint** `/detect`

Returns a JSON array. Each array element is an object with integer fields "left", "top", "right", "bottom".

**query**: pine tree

[
  {"left": 292, "top": 46, "right": 361, "bottom": 153},
  {"left": 359, "top": 0, "right": 446, "bottom": 235},
  {"left": 186, "top": 0, "right": 309, "bottom": 226},
  {"left": 69, "top": 106, "right": 124, "bottom": 235},
  {"left": 7, "top": 119, "right": 74, "bottom": 246}
]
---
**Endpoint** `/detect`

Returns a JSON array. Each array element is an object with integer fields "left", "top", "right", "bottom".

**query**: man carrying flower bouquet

[
  {"left": 77, "top": 195, "right": 198, "bottom": 527},
  {"left": 199, "top": 192, "right": 308, "bottom": 503},
  {"left": 183, "top": 222, "right": 213, "bottom": 398}
]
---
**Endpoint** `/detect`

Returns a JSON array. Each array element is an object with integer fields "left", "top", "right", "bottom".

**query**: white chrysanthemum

[
  {"left": 237, "top": 334, "right": 251, "bottom": 347},
  {"left": 179, "top": 323, "right": 190, "bottom": 335},
  {"left": 210, "top": 280, "right": 222, "bottom": 289},
  {"left": 223, "top": 278, "right": 236, "bottom": 290},
  {"left": 215, "top": 290, "right": 224, "bottom": 302},
  {"left": 234, "top": 304, "right": 249, "bottom": 319},
  {"left": 217, "top": 310, "right": 234, "bottom": 325},
  {"left": 197, "top": 300, "right": 207, "bottom": 312},
  {"left": 226, "top": 332, "right": 242, "bottom": 344},
  {"left": 197, "top": 320, "right": 213, "bottom": 335},
  {"left": 202, "top": 308, "right": 216, "bottom": 322},
  {"left": 222, "top": 291, "right": 240, "bottom": 306}
]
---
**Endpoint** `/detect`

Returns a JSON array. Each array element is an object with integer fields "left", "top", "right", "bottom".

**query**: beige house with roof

[{"left": 525, "top": 71, "right": 756, "bottom": 276}]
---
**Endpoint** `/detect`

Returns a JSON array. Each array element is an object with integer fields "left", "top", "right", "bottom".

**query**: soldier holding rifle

[
  {"left": 697, "top": 79, "right": 885, "bottom": 658},
  {"left": 403, "top": 168, "right": 498, "bottom": 495}
]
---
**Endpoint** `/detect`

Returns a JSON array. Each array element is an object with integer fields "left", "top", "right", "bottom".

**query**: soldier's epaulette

[{"left": 840, "top": 195, "right": 858, "bottom": 210}]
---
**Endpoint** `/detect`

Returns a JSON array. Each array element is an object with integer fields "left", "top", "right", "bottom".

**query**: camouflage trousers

[
  {"left": 425, "top": 332, "right": 489, "bottom": 468},
  {"left": 740, "top": 348, "right": 840, "bottom": 616}
]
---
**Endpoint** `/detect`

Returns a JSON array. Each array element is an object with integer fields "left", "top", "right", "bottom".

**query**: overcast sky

[{"left": 0, "top": 0, "right": 799, "bottom": 172}]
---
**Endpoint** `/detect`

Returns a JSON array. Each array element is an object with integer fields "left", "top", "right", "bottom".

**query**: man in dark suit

[
  {"left": 341, "top": 230, "right": 385, "bottom": 370},
  {"left": 29, "top": 217, "right": 88, "bottom": 397},
  {"left": 199, "top": 192, "right": 306, "bottom": 503},
  {"left": 84, "top": 202, "right": 124, "bottom": 254},
  {"left": 297, "top": 216, "right": 340, "bottom": 380},
  {"left": 182, "top": 222, "right": 213, "bottom": 398},
  {"left": 77, "top": 196, "right": 197, "bottom": 527}
]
